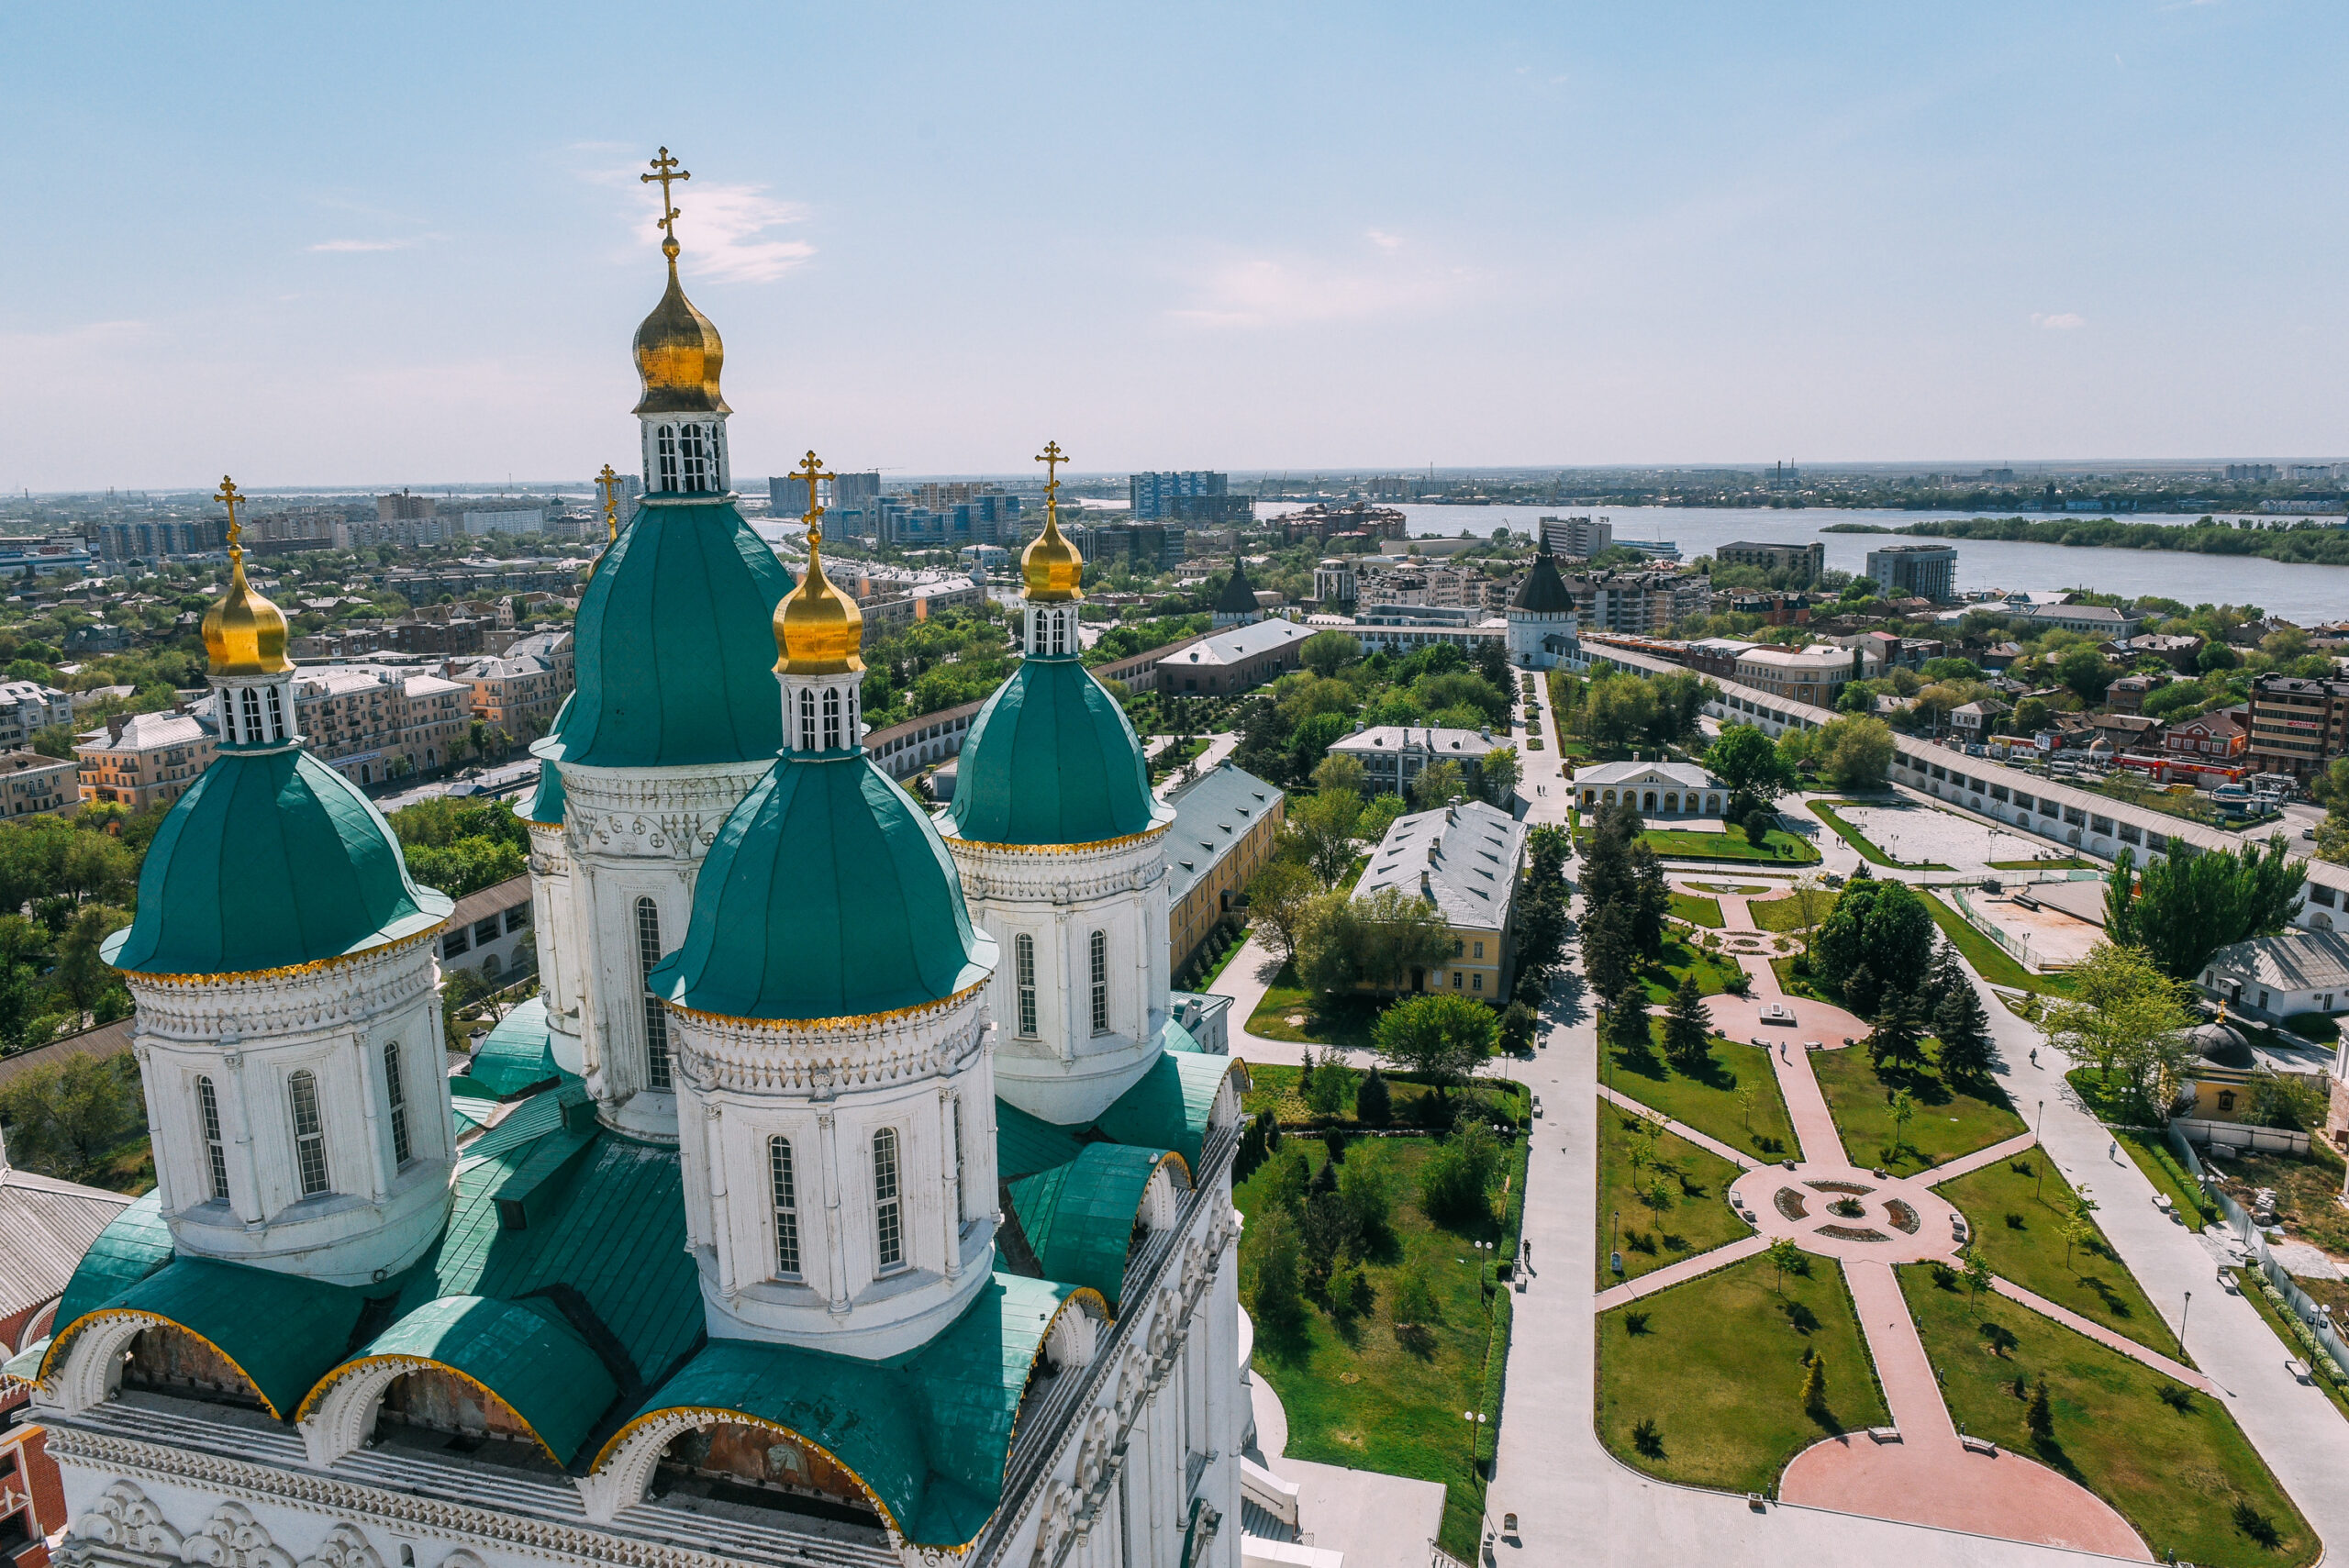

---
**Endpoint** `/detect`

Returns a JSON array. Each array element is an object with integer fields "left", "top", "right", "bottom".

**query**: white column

[
  {"left": 818, "top": 1107, "right": 850, "bottom": 1315},
  {"left": 219, "top": 1047, "right": 264, "bottom": 1227},
  {"left": 136, "top": 1047, "right": 177, "bottom": 1215},
  {"left": 707, "top": 1104, "right": 735, "bottom": 1297},
  {"left": 938, "top": 1087, "right": 961, "bottom": 1280},
  {"left": 1054, "top": 907, "right": 1075, "bottom": 1062},
  {"left": 356, "top": 1034, "right": 392, "bottom": 1203}
]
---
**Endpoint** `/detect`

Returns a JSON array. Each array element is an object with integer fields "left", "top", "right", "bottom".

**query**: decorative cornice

[
  {"left": 940, "top": 822, "right": 1169, "bottom": 860},
  {"left": 124, "top": 937, "right": 440, "bottom": 1041},
  {"left": 946, "top": 831, "right": 1167, "bottom": 906},
  {"left": 117, "top": 926, "right": 441, "bottom": 991},
  {"left": 666, "top": 984, "right": 989, "bottom": 1094}
]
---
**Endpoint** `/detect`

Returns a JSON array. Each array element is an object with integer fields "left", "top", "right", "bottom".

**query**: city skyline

[{"left": 5, "top": 3, "right": 2344, "bottom": 490}]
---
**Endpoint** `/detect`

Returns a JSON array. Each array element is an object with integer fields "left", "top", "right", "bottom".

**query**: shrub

[
  {"left": 1354, "top": 1067, "right": 1393, "bottom": 1127},
  {"left": 1419, "top": 1117, "right": 1504, "bottom": 1230}
]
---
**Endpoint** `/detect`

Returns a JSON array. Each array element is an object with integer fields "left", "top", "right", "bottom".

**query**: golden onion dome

[
  {"left": 632, "top": 239, "right": 730, "bottom": 417},
  {"left": 1021, "top": 507, "right": 1084, "bottom": 603},
  {"left": 203, "top": 551, "right": 291, "bottom": 677},
  {"left": 774, "top": 528, "right": 864, "bottom": 676}
]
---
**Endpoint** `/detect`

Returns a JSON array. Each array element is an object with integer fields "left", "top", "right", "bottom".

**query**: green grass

[
  {"left": 1669, "top": 892, "right": 1724, "bottom": 929},
  {"left": 1188, "top": 925, "right": 1252, "bottom": 989},
  {"left": 1604, "top": 1029, "right": 1796, "bottom": 1160},
  {"left": 1241, "top": 1063, "right": 1526, "bottom": 1129},
  {"left": 1596, "top": 1105, "right": 1752, "bottom": 1287},
  {"left": 1918, "top": 890, "right": 2075, "bottom": 997},
  {"left": 1238, "top": 1131, "right": 1526, "bottom": 1557},
  {"left": 1807, "top": 800, "right": 1954, "bottom": 870},
  {"left": 1899, "top": 1264, "right": 2312, "bottom": 1567},
  {"left": 1934, "top": 1153, "right": 2187, "bottom": 1362},
  {"left": 1747, "top": 892, "right": 1831, "bottom": 933},
  {"left": 2115, "top": 1128, "right": 2220, "bottom": 1227},
  {"left": 1811, "top": 1040, "right": 2025, "bottom": 1172},
  {"left": 1770, "top": 955, "right": 1834, "bottom": 1005},
  {"left": 1990, "top": 857, "right": 2099, "bottom": 871},
  {"left": 2231, "top": 1267, "right": 2349, "bottom": 1423},
  {"left": 1597, "top": 1251, "right": 1887, "bottom": 1495},
  {"left": 1245, "top": 961, "right": 1387, "bottom": 1052},
  {"left": 1638, "top": 936, "right": 1746, "bottom": 1005},
  {"left": 2064, "top": 1065, "right": 2152, "bottom": 1126},
  {"left": 1636, "top": 827, "right": 1820, "bottom": 865}
]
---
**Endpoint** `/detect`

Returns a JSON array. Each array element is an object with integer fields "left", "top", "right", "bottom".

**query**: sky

[{"left": 3, "top": 2, "right": 2343, "bottom": 492}]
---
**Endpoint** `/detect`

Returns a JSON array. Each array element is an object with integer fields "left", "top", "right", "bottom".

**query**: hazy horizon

[{"left": 6, "top": 3, "right": 2343, "bottom": 493}]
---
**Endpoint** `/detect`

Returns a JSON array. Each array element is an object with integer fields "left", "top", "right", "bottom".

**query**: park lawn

[
  {"left": 1595, "top": 1104, "right": 1752, "bottom": 1288},
  {"left": 1747, "top": 893, "right": 1831, "bottom": 933},
  {"left": 2064, "top": 1065, "right": 2149, "bottom": 1126},
  {"left": 1245, "top": 961, "right": 1385, "bottom": 1052},
  {"left": 1898, "top": 1264, "right": 2312, "bottom": 1568},
  {"left": 1809, "top": 1038, "right": 2024, "bottom": 1173},
  {"left": 1919, "top": 890, "right": 2075, "bottom": 998},
  {"left": 1241, "top": 1064, "right": 1526, "bottom": 1129},
  {"left": 1597, "top": 1251, "right": 1887, "bottom": 1495},
  {"left": 1934, "top": 1154, "right": 2187, "bottom": 1362},
  {"left": 1606, "top": 1029, "right": 1796, "bottom": 1161},
  {"left": 1238, "top": 1131, "right": 1526, "bottom": 1558},
  {"left": 1639, "top": 936, "right": 1746, "bottom": 1006},
  {"left": 1770, "top": 956, "right": 1838, "bottom": 1006},
  {"left": 1669, "top": 892, "right": 1724, "bottom": 929},
  {"left": 1806, "top": 800, "right": 1954, "bottom": 870},
  {"left": 1637, "top": 827, "right": 1820, "bottom": 865},
  {"left": 2115, "top": 1128, "right": 2220, "bottom": 1228}
]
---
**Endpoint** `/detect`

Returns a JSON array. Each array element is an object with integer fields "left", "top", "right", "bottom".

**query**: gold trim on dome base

[
  {"left": 114, "top": 924, "right": 443, "bottom": 986},
  {"left": 42, "top": 1308, "right": 284, "bottom": 1418},
  {"left": 660, "top": 973, "right": 990, "bottom": 1035},
  {"left": 941, "top": 821, "right": 1171, "bottom": 857},
  {"left": 295, "top": 1355, "right": 567, "bottom": 1468}
]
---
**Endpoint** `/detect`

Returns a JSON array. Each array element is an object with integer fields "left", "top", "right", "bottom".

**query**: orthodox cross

[
  {"left": 596, "top": 463, "right": 621, "bottom": 544},
  {"left": 215, "top": 476, "right": 244, "bottom": 550},
  {"left": 641, "top": 147, "right": 690, "bottom": 245},
  {"left": 793, "top": 450, "right": 835, "bottom": 537},
  {"left": 1035, "top": 440, "right": 1068, "bottom": 511}
]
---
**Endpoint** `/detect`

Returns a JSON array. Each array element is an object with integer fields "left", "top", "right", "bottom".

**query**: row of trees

[{"left": 1232, "top": 635, "right": 1523, "bottom": 796}]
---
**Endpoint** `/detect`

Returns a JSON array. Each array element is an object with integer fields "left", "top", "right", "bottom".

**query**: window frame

[
  {"left": 1015, "top": 933, "right": 1038, "bottom": 1038},
  {"left": 636, "top": 896, "right": 673, "bottom": 1092},
  {"left": 196, "top": 1075, "right": 228, "bottom": 1203},
  {"left": 769, "top": 1135, "right": 802, "bottom": 1280},
  {"left": 873, "top": 1127, "right": 904, "bottom": 1272},
  {"left": 288, "top": 1069, "right": 329, "bottom": 1197},
  {"left": 1089, "top": 929, "right": 1109, "bottom": 1035},
  {"left": 384, "top": 1040, "right": 413, "bottom": 1167}
]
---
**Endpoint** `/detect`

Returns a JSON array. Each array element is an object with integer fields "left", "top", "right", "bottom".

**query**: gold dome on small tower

[
  {"left": 773, "top": 453, "right": 864, "bottom": 676},
  {"left": 631, "top": 147, "right": 729, "bottom": 417},
  {"left": 1020, "top": 439, "right": 1084, "bottom": 603},
  {"left": 201, "top": 477, "right": 292, "bottom": 677}
]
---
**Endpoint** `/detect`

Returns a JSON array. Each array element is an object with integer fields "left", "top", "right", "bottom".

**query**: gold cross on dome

[
  {"left": 596, "top": 462, "right": 621, "bottom": 544},
  {"left": 1035, "top": 440, "right": 1068, "bottom": 506},
  {"left": 214, "top": 475, "right": 244, "bottom": 548},
  {"left": 794, "top": 450, "right": 835, "bottom": 532},
  {"left": 641, "top": 147, "right": 690, "bottom": 244}
]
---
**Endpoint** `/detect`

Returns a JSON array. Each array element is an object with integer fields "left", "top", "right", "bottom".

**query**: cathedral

[{"left": 5, "top": 152, "right": 1247, "bottom": 1568}]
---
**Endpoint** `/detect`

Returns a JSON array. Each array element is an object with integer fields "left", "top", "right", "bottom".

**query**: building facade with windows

[
  {"left": 0, "top": 751, "right": 79, "bottom": 817},
  {"left": 1863, "top": 543, "right": 1958, "bottom": 603},
  {"left": 1349, "top": 800, "right": 1525, "bottom": 997},
  {"left": 1161, "top": 762, "right": 1286, "bottom": 980},
  {"left": 73, "top": 712, "right": 217, "bottom": 811},
  {"left": 436, "top": 873, "right": 534, "bottom": 984},
  {"left": 2246, "top": 673, "right": 2349, "bottom": 780}
]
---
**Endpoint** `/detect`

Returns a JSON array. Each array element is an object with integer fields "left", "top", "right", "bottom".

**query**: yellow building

[
  {"left": 1163, "top": 762, "right": 1285, "bottom": 980},
  {"left": 1349, "top": 799, "right": 1526, "bottom": 998}
]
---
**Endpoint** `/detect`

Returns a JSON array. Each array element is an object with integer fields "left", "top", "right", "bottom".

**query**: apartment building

[
  {"left": 1539, "top": 515, "right": 1613, "bottom": 559},
  {"left": 1716, "top": 540, "right": 1825, "bottom": 583},
  {"left": 0, "top": 751, "right": 79, "bottom": 817},
  {"left": 1350, "top": 800, "right": 1526, "bottom": 998},
  {"left": 1863, "top": 543, "right": 1958, "bottom": 602},
  {"left": 1357, "top": 562, "right": 1520, "bottom": 615},
  {"left": 1162, "top": 762, "right": 1286, "bottom": 979},
  {"left": 289, "top": 663, "right": 473, "bottom": 784},
  {"left": 0, "top": 683, "right": 72, "bottom": 751},
  {"left": 1733, "top": 643, "right": 1880, "bottom": 706},
  {"left": 2247, "top": 673, "right": 2349, "bottom": 780},
  {"left": 75, "top": 712, "right": 217, "bottom": 811},
  {"left": 1562, "top": 569, "right": 1711, "bottom": 635},
  {"left": 450, "top": 650, "right": 566, "bottom": 743}
]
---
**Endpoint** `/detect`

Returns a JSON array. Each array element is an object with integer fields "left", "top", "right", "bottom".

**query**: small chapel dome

[
  {"left": 632, "top": 240, "right": 729, "bottom": 417},
  {"left": 773, "top": 526, "right": 864, "bottom": 677},
  {"left": 1021, "top": 510, "right": 1084, "bottom": 604}
]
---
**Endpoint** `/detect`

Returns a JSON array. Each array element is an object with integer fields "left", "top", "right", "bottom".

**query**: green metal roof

[
  {"left": 1091, "top": 1051, "right": 1238, "bottom": 1173},
  {"left": 946, "top": 656, "right": 1166, "bottom": 847},
  {"left": 521, "top": 755, "right": 567, "bottom": 827},
  {"left": 600, "top": 1272, "right": 1082, "bottom": 1550},
  {"left": 994, "top": 1102, "right": 1089, "bottom": 1182},
  {"left": 549, "top": 498, "right": 796, "bottom": 770},
  {"left": 329, "top": 1295, "right": 617, "bottom": 1465},
  {"left": 50, "top": 1255, "right": 368, "bottom": 1418},
  {"left": 1006, "top": 1143, "right": 1176, "bottom": 1312},
  {"left": 652, "top": 754, "right": 996, "bottom": 1022},
  {"left": 103, "top": 747, "right": 452, "bottom": 976},
  {"left": 463, "top": 997, "right": 566, "bottom": 1098},
  {"left": 50, "top": 1193, "right": 172, "bottom": 1327}
]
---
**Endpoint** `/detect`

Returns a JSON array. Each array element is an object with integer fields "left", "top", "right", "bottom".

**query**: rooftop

[
  {"left": 1161, "top": 762, "right": 1281, "bottom": 905},
  {"left": 1353, "top": 798, "right": 1525, "bottom": 929}
]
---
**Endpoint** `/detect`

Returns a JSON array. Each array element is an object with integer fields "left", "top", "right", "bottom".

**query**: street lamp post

[
  {"left": 1463, "top": 1409, "right": 1487, "bottom": 1478},
  {"left": 2183, "top": 1290, "right": 2193, "bottom": 1340}
]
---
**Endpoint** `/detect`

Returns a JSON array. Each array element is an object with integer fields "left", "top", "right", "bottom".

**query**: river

[{"left": 1254, "top": 503, "right": 2349, "bottom": 625}]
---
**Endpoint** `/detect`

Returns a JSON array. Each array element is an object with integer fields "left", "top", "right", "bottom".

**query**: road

[{"left": 373, "top": 758, "right": 540, "bottom": 812}]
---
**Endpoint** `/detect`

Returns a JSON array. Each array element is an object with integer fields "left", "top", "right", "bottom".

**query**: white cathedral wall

[{"left": 524, "top": 819, "right": 585, "bottom": 1076}]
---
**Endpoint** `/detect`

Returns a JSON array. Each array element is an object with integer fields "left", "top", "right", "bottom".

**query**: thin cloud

[
  {"left": 1365, "top": 229, "right": 1403, "bottom": 251},
  {"left": 309, "top": 238, "right": 417, "bottom": 253},
  {"left": 589, "top": 157, "right": 815, "bottom": 284},
  {"left": 2031, "top": 312, "right": 2087, "bottom": 330},
  {"left": 1167, "top": 249, "right": 1470, "bottom": 328}
]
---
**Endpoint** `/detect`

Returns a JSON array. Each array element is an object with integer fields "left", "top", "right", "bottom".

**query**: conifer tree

[{"left": 1664, "top": 973, "right": 1713, "bottom": 1071}]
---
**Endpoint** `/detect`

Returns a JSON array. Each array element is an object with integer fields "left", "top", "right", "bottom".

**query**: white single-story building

[
  {"left": 2198, "top": 928, "right": 2349, "bottom": 1025},
  {"left": 1574, "top": 759, "right": 1729, "bottom": 817}
]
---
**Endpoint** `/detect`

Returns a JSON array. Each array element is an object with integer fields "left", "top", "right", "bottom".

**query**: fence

[
  {"left": 2171, "top": 1117, "right": 2311, "bottom": 1157},
  {"left": 2166, "top": 1122, "right": 2349, "bottom": 1373},
  {"left": 1945, "top": 886, "right": 2038, "bottom": 971}
]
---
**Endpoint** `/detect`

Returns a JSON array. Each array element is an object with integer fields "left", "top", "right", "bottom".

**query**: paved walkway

[
  {"left": 1987, "top": 1276, "right": 2216, "bottom": 1393},
  {"left": 1593, "top": 1234, "right": 1767, "bottom": 1311}
]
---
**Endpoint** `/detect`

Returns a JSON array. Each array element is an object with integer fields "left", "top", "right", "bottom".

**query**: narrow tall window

[
  {"left": 264, "top": 684, "right": 284, "bottom": 740},
  {"left": 681, "top": 424, "right": 710, "bottom": 493},
  {"left": 873, "top": 1129, "right": 903, "bottom": 1270},
  {"left": 822, "top": 686, "right": 841, "bottom": 750},
  {"left": 288, "top": 1071, "right": 328, "bottom": 1196},
  {"left": 952, "top": 1096, "right": 966, "bottom": 1224},
  {"left": 656, "top": 425, "right": 679, "bottom": 491},
  {"left": 636, "top": 897, "right": 672, "bottom": 1092},
  {"left": 1089, "top": 929, "right": 1109, "bottom": 1034},
  {"left": 769, "top": 1136, "right": 801, "bottom": 1278},
  {"left": 195, "top": 1076, "right": 228, "bottom": 1202},
  {"left": 239, "top": 687, "right": 262, "bottom": 742},
  {"left": 384, "top": 1040, "right": 412, "bottom": 1165},
  {"left": 798, "top": 688, "right": 818, "bottom": 752},
  {"left": 1015, "top": 933, "right": 1038, "bottom": 1038}
]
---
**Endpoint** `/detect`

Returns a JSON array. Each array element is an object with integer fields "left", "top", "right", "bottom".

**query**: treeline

[{"left": 1876, "top": 515, "right": 2349, "bottom": 567}]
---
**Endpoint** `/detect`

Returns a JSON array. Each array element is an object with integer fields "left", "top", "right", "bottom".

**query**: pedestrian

[
  {"left": 2030, "top": 1048, "right": 2039, "bottom": 1067},
  {"left": 2109, "top": 1139, "right": 2118, "bottom": 1162}
]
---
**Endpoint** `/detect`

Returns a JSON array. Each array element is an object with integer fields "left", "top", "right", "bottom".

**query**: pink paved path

[
  {"left": 1596, "top": 1084, "right": 1760, "bottom": 1170},
  {"left": 1782, "top": 1260, "right": 2153, "bottom": 1560},
  {"left": 1988, "top": 1276, "right": 2216, "bottom": 1393},
  {"left": 1592, "top": 1234, "right": 1766, "bottom": 1312},
  {"left": 1920, "top": 1130, "right": 2042, "bottom": 1187}
]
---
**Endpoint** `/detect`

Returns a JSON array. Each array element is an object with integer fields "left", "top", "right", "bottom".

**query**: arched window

[
  {"left": 951, "top": 1095, "right": 966, "bottom": 1225},
  {"left": 873, "top": 1129, "right": 903, "bottom": 1271},
  {"left": 239, "top": 687, "right": 262, "bottom": 743},
  {"left": 1089, "top": 929, "right": 1108, "bottom": 1034},
  {"left": 481, "top": 952, "right": 502, "bottom": 979},
  {"left": 384, "top": 1041, "right": 412, "bottom": 1166},
  {"left": 797, "top": 688, "right": 818, "bottom": 752},
  {"left": 195, "top": 1076, "right": 228, "bottom": 1202},
  {"left": 680, "top": 423, "right": 714, "bottom": 493},
  {"left": 265, "top": 684, "right": 284, "bottom": 740},
  {"left": 655, "top": 424, "right": 680, "bottom": 491},
  {"left": 1015, "top": 934, "right": 1038, "bottom": 1038},
  {"left": 769, "top": 1137, "right": 801, "bottom": 1279},
  {"left": 822, "top": 686, "right": 841, "bottom": 751},
  {"left": 636, "top": 897, "right": 672, "bottom": 1092},
  {"left": 287, "top": 1071, "right": 328, "bottom": 1197}
]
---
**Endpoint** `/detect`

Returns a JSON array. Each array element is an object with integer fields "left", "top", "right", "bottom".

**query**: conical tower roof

[
  {"left": 1213, "top": 555, "right": 1258, "bottom": 616},
  {"left": 1513, "top": 539, "right": 1575, "bottom": 614}
]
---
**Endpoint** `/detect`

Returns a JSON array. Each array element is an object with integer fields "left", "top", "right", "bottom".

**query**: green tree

[
  {"left": 1932, "top": 973, "right": 1995, "bottom": 1083},
  {"left": 1286, "top": 788, "right": 1364, "bottom": 884},
  {"left": 53, "top": 904, "right": 133, "bottom": 1016},
  {"left": 1961, "top": 1245, "right": 1993, "bottom": 1304},
  {"left": 1583, "top": 675, "right": 1655, "bottom": 751},
  {"left": 1815, "top": 874, "right": 1936, "bottom": 1001},
  {"left": 1336, "top": 1140, "right": 1400, "bottom": 1250},
  {"left": 1499, "top": 1000, "right": 1538, "bottom": 1054},
  {"left": 1373, "top": 992, "right": 1498, "bottom": 1089},
  {"left": 1297, "top": 887, "right": 1457, "bottom": 995},
  {"left": 2009, "top": 695, "right": 2051, "bottom": 734},
  {"left": 1312, "top": 751, "right": 1368, "bottom": 797},
  {"left": 2026, "top": 1376, "right": 2054, "bottom": 1441},
  {"left": 1300, "top": 630, "right": 1362, "bottom": 678},
  {"left": 1354, "top": 1065, "right": 1393, "bottom": 1127},
  {"left": 1800, "top": 1354, "right": 1827, "bottom": 1416},
  {"left": 0, "top": 1053, "right": 141, "bottom": 1183},
  {"left": 1390, "top": 1267, "right": 1441, "bottom": 1330},
  {"left": 1817, "top": 714, "right": 1897, "bottom": 789},
  {"left": 1887, "top": 1087, "right": 1917, "bottom": 1154},
  {"left": 1868, "top": 990, "right": 1928, "bottom": 1071},
  {"left": 1609, "top": 983, "right": 1655, "bottom": 1057},
  {"left": 2105, "top": 839, "right": 2307, "bottom": 981},
  {"left": 1704, "top": 724, "right": 1801, "bottom": 803},
  {"left": 1419, "top": 1115, "right": 1504, "bottom": 1229},
  {"left": 1765, "top": 1236, "right": 1801, "bottom": 1295},
  {"left": 1480, "top": 745, "right": 1520, "bottom": 806},
  {"left": 1408, "top": 760, "right": 1467, "bottom": 812},
  {"left": 2055, "top": 644, "right": 2113, "bottom": 704},
  {"left": 2043, "top": 942, "right": 2189, "bottom": 1109},
  {"left": 1305, "top": 1059, "right": 1353, "bottom": 1118},
  {"left": 1663, "top": 973, "right": 1711, "bottom": 1070},
  {"left": 1251, "top": 1207, "right": 1307, "bottom": 1333},
  {"left": 1247, "top": 858, "right": 1320, "bottom": 961}
]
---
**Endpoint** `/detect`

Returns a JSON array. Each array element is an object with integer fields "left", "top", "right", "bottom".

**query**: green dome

[
  {"left": 551, "top": 499, "right": 796, "bottom": 770},
  {"left": 946, "top": 657, "right": 1167, "bottom": 846},
  {"left": 651, "top": 756, "right": 996, "bottom": 1022},
  {"left": 104, "top": 748, "right": 452, "bottom": 977}
]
